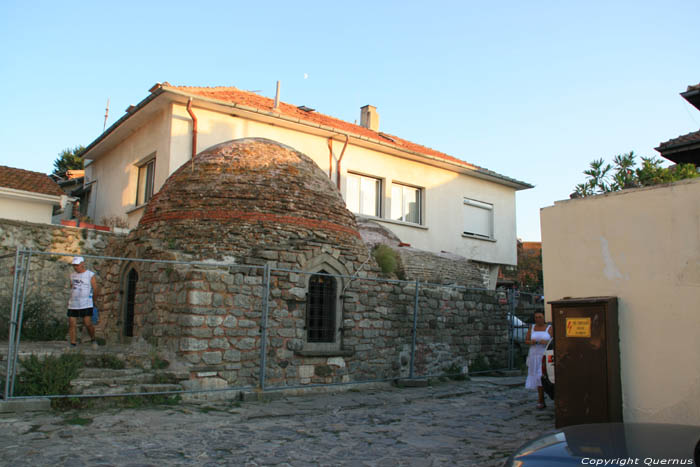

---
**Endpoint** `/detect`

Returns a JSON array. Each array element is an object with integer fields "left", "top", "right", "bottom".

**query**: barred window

[
  {"left": 306, "top": 272, "right": 337, "bottom": 343},
  {"left": 124, "top": 268, "right": 138, "bottom": 337}
]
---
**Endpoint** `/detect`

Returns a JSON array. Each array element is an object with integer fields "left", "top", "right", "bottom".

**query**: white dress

[{"left": 525, "top": 324, "right": 551, "bottom": 389}]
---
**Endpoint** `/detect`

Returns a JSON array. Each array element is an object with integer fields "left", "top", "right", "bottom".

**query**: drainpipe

[
  {"left": 327, "top": 138, "right": 333, "bottom": 179},
  {"left": 186, "top": 98, "right": 198, "bottom": 172},
  {"left": 335, "top": 134, "right": 349, "bottom": 190}
]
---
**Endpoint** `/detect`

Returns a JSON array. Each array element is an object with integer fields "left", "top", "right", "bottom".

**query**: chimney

[{"left": 360, "top": 105, "right": 379, "bottom": 131}]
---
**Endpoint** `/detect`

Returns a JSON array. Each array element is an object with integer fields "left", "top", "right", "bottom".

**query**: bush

[
  {"left": 0, "top": 294, "right": 67, "bottom": 341},
  {"left": 469, "top": 355, "right": 491, "bottom": 373},
  {"left": 372, "top": 244, "right": 399, "bottom": 275},
  {"left": 14, "top": 353, "right": 84, "bottom": 396},
  {"left": 87, "top": 354, "right": 125, "bottom": 369},
  {"left": 443, "top": 362, "right": 468, "bottom": 381}
]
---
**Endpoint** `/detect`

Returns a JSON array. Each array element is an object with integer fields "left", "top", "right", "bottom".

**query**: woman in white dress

[{"left": 525, "top": 310, "right": 553, "bottom": 409}]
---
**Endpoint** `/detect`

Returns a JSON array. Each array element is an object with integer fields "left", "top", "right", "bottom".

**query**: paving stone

[{"left": 0, "top": 378, "right": 553, "bottom": 466}]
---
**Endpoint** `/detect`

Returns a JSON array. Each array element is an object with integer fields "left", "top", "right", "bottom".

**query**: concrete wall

[
  {"left": 0, "top": 196, "right": 56, "bottom": 225},
  {"left": 540, "top": 178, "right": 700, "bottom": 424},
  {"left": 89, "top": 103, "right": 519, "bottom": 265}
]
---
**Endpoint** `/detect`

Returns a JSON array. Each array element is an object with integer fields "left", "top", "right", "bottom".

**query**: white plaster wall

[
  {"left": 168, "top": 104, "right": 518, "bottom": 265},
  {"left": 0, "top": 196, "right": 54, "bottom": 224},
  {"left": 540, "top": 178, "right": 700, "bottom": 424},
  {"left": 86, "top": 108, "right": 172, "bottom": 228}
]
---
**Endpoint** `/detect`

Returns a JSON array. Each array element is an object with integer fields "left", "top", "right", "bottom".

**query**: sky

[{"left": 1, "top": 0, "right": 699, "bottom": 241}]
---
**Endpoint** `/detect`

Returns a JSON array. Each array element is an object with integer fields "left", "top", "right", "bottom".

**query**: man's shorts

[{"left": 67, "top": 307, "right": 92, "bottom": 318}]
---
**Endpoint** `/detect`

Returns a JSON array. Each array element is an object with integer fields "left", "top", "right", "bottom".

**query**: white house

[
  {"left": 0, "top": 165, "right": 67, "bottom": 225},
  {"left": 79, "top": 83, "right": 531, "bottom": 286}
]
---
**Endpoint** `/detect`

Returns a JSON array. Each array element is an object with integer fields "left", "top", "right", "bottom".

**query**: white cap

[{"left": 71, "top": 256, "right": 85, "bottom": 265}]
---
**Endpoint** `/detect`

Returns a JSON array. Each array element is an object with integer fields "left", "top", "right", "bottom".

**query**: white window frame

[
  {"left": 391, "top": 182, "right": 422, "bottom": 225},
  {"left": 135, "top": 155, "right": 156, "bottom": 206},
  {"left": 463, "top": 198, "right": 494, "bottom": 240},
  {"left": 346, "top": 172, "right": 382, "bottom": 218}
]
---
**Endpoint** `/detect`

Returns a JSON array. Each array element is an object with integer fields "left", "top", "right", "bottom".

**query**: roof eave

[
  {"left": 655, "top": 140, "right": 700, "bottom": 154},
  {"left": 81, "top": 87, "right": 165, "bottom": 160},
  {"left": 0, "top": 186, "right": 63, "bottom": 205},
  {"left": 681, "top": 88, "right": 700, "bottom": 111}
]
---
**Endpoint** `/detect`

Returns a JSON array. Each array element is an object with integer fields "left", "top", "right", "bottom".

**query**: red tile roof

[
  {"left": 522, "top": 241, "right": 542, "bottom": 252},
  {"left": 163, "top": 84, "right": 480, "bottom": 171},
  {"left": 0, "top": 166, "right": 64, "bottom": 197},
  {"left": 656, "top": 130, "right": 700, "bottom": 151},
  {"left": 85, "top": 82, "right": 531, "bottom": 189}
]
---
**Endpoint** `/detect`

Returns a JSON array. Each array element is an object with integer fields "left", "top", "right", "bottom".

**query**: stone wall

[
  {"left": 396, "top": 248, "right": 491, "bottom": 288},
  {"left": 94, "top": 260, "right": 508, "bottom": 388},
  {"left": 0, "top": 219, "right": 121, "bottom": 317}
]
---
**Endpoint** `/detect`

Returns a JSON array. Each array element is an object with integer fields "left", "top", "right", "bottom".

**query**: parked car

[
  {"left": 509, "top": 314, "right": 528, "bottom": 343},
  {"left": 541, "top": 338, "right": 554, "bottom": 400},
  {"left": 504, "top": 422, "right": 700, "bottom": 466}
]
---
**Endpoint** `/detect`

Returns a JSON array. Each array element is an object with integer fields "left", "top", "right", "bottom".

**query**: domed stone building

[
  {"left": 95, "top": 138, "right": 509, "bottom": 392},
  {"left": 98, "top": 138, "right": 387, "bottom": 388},
  {"left": 136, "top": 137, "right": 368, "bottom": 263}
]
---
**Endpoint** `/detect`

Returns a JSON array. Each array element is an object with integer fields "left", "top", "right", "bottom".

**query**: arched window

[
  {"left": 124, "top": 268, "right": 138, "bottom": 337},
  {"left": 299, "top": 254, "right": 351, "bottom": 355},
  {"left": 306, "top": 271, "right": 337, "bottom": 343}
]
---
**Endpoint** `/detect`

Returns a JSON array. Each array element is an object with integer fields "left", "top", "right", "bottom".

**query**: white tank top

[
  {"left": 69, "top": 270, "right": 95, "bottom": 309},
  {"left": 531, "top": 324, "right": 551, "bottom": 346}
]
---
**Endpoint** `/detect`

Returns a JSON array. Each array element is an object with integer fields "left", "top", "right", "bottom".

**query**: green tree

[
  {"left": 572, "top": 152, "right": 698, "bottom": 198},
  {"left": 52, "top": 145, "right": 85, "bottom": 176},
  {"left": 517, "top": 247, "right": 543, "bottom": 293}
]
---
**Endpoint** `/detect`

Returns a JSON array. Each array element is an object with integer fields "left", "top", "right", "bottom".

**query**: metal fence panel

[{"left": 3, "top": 249, "right": 542, "bottom": 400}]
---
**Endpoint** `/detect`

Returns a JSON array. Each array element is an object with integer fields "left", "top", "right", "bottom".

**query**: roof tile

[
  {"left": 656, "top": 130, "right": 700, "bottom": 151},
  {"left": 0, "top": 166, "right": 64, "bottom": 197}
]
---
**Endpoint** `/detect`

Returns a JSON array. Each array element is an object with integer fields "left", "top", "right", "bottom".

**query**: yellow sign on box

[{"left": 566, "top": 317, "right": 591, "bottom": 338}]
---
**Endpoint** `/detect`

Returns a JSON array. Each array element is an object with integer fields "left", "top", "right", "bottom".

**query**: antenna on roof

[{"left": 103, "top": 98, "right": 110, "bottom": 132}]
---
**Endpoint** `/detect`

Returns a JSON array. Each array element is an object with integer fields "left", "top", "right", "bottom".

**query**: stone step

[
  {"left": 81, "top": 385, "right": 132, "bottom": 395},
  {"left": 71, "top": 372, "right": 154, "bottom": 389},
  {"left": 140, "top": 384, "right": 183, "bottom": 393},
  {"left": 79, "top": 368, "right": 144, "bottom": 379},
  {"left": 154, "top": 369, "right": 190, "bottom": 380},
  {"left": 79, "top": 383, "right": 184, "bottom": 396}
]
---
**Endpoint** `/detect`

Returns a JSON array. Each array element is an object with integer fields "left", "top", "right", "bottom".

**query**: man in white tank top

[{"left": 67, "top": 256, "right": 99, "bottom": 349}]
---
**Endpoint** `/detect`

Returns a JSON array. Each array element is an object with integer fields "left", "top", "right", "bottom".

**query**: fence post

[
  {"left": 4, "top": 248, "right": 22, "bottom": 399},
  {"left": 259, "top": 263, "right": 271, "bottom": 392},
  {"left": 409, "top": 279, "right": 420, "bottom": 379},
  {"left": 507, "top": 289, "right": 516, "bottom": 370},
  {"left": 9, "top": 251, "right": 31, "bottom": 397}
]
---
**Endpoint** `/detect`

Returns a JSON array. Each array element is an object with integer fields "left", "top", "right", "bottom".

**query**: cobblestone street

[{"left": 0, "top": 377, "right": 554, "bottom": 466}]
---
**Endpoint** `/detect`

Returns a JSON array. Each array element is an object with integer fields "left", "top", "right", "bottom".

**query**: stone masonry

[
  {"left": 1, "top": 138, "right": 511, "bottom": 393},
  {"left": 0, "top": 218, "right": 120, "bottom": 316},
  {"left": 95, "top": 138, "right": 510, "bottom": 390}
]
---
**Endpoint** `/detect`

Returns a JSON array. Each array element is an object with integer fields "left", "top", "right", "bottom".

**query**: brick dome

[{"left": 134, "top": 138, "right": 364, "bottom": 262}]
